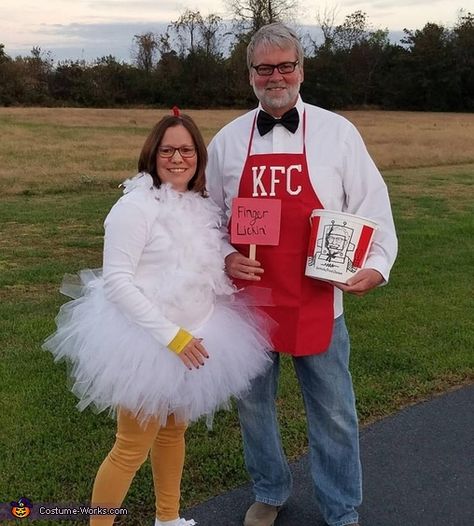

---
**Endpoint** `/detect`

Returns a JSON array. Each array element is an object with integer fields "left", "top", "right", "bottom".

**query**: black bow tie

[{"left": 256, "top": 108, "right": 300, "bottom": 136}]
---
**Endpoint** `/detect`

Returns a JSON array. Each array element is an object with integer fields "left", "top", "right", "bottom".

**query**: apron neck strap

[{"left": 247, "top": 110, "right": 258, "bottom": 158}]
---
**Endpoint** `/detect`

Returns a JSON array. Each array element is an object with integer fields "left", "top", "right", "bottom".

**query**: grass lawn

[{"left": 0, "top": 108, "right": 473, "bottom": 525}]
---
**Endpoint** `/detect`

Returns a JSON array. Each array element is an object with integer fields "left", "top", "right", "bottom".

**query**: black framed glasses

[
  {"left": 158, "top": 145, "right": 196, "bottom": 158},
  {"left": 251, "top": 60, "right": 299, "bottom": 76}
]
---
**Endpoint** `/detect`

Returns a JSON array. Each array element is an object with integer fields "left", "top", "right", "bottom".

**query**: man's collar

[{"left": 257, "top": 95, "right": 304, "bottom": 122}]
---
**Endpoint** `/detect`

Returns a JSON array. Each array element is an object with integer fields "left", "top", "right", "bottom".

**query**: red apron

[{"left": 231, "top": 111, "right": 334, "bottom": 356}]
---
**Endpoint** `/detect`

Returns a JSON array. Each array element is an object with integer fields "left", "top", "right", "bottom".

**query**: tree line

[{"left": 0, "top": 5, "right": 472, "bottom": 111}]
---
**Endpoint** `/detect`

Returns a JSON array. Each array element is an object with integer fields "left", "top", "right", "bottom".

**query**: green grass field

[{"left": 0, "top": 109, "right": 473, "bottom": 525}]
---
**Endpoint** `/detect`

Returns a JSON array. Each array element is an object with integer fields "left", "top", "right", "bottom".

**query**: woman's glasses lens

[{"left": 158, "top": 146, "right": 196, "bottom": 158}]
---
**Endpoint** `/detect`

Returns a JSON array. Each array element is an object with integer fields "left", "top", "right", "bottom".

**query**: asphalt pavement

[{"left": 185, "top": 384, "right": 473, "bottom": 526}]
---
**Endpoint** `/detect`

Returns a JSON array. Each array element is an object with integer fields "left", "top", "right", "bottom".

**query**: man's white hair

[{"left": 247, "top": 22, "right": 304, "bottom": 70}]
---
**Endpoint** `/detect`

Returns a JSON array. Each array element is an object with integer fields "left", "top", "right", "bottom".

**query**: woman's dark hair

[{"left": 138, "top": 113, "right": 207, "bottom": 196}]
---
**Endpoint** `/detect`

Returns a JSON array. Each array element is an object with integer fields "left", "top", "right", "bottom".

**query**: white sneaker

[{"left": 155, "top": 518, "right": 197, "bottom": 526}]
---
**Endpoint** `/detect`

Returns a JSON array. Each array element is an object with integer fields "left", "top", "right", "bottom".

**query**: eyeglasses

[
  {"left": 158, "top": 145, "right": 196, "bottom": 158},
  {"left": 251, "top": 61, "right": 299, "bottom": 76}
]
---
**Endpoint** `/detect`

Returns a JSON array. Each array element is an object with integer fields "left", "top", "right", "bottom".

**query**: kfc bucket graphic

[{"left": 305, "top": 210, "right": 378, "bottom": 284}]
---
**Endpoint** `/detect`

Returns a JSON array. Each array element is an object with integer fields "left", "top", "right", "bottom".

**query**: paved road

[{"left": 185, "top": 384, "right": 473, "bottom": 525}]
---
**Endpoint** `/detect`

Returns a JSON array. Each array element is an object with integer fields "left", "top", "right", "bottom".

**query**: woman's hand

[
  {"left": 178, "top": 338, "right": 209, "bottom": 370},
  {"left": 225, "top": 251, "right": 264, "bottom": 281}
]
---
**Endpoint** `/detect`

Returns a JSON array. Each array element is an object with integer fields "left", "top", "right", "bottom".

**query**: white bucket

[{"left": 305, "top": 210, "right": 378, "bottom": 284}]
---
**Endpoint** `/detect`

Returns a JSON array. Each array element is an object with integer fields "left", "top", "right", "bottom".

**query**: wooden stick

[{"left": 249, "top": 244, "right": 256, "bottom": 260}]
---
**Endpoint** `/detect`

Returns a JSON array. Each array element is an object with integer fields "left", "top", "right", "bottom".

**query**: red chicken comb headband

[{"left": 172, "top": 106, "right": 180, "bottom": 117}]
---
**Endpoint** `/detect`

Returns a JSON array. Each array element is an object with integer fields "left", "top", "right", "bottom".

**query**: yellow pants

[{"left": 90, "top": 409, "right": 187, "bottom": 525}]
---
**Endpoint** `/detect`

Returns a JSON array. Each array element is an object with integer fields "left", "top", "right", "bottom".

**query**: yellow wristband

[{"left": 167, "top": 328, "right": 193, "bottom": 354}]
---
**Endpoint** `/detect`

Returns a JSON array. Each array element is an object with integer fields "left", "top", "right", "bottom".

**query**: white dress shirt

[{"left": 206, "top": 97, "right": 398, "bottom": 318}]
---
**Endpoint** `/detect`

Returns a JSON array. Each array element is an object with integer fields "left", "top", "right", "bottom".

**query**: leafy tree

[
  {"left": 198, "top": 13, "right": 225, "bottom": 58},
  {"left": 348, "top": 29, "right": 392, "bottom": 106},
  {"left": 169, "top": 9, "right": 226, "bottom": 58},
  {"left": 306, "top": 10, "right": 394, "bottom": 108},
  {"left": 132, "top": 32, "right": 159, "bottom": 73},
  {"left": 0, "top": 44, "right": 16, "bottom": 105},
  {"left": 155, "top": 48, "right": 183, "bottom": 106},
  {"left": 0, "top": 43, "right": 11, "bottom": 63},
  {"left": 224, "top": 37, "right": 255, "bottom": 107},
  {"left": 154, "top": 9, "right": 227, "bottom": 107},
  {"left": 332, "top": 10, "right": 370, "bottom": 51},
  {"left": 400, "top": 22, "right": 458, "bottom": 110},
  {"left": 173, "top": 9, "right": 204, "bottom": 55},
  {"left": 49, "top": 60, "right": 89, "bottom": 105},
  {"left": 313, "top": 5, "right": 338, "bottom": 51},
  {"left": 452, "top": 10, "right": 474, "bottom": 109},
  {"left": 87, "top": 56, "right": 140, "bottom": 106},
  {"left": 12, "top": 47, "right": 54, "bottom": 104},
  {"left": 228, "top": 0, "right": 299, "bottom": 33}
]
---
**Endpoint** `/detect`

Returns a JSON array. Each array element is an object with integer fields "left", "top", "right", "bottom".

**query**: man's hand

[
  {"left": 178, "top": 338, "right": 209, "bottom": 370},
  {"left": 335, "top": 268, "right": 384, "bottom": 296},
  {"left": 225, "top": 251, "right": 264, "bottom": 281}
]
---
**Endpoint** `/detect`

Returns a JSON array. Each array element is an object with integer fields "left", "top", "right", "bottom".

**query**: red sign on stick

[{"left": 231, "top": 198, "right": 282, "bottom": 246}]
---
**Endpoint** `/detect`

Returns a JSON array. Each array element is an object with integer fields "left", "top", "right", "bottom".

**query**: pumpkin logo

[{"left": 10, "top": 497, "right": 32, "bottom": 519}]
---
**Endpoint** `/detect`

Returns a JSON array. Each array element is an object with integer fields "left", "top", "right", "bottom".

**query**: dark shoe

[{"left": 244, "top": 502, "right": 280, "bottom": 526}]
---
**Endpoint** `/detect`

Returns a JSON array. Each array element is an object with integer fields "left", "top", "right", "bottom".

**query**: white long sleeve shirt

[
  {"left": 206, "top": 97, "right": 398, "bottom": 318},
  {"left": 101, "top": 175, "right": 233, "bottom": 347}
]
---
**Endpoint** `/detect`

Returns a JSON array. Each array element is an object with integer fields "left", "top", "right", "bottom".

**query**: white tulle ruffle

[{"left": 43, "top": 269, "right": 273, "bottom": 425}]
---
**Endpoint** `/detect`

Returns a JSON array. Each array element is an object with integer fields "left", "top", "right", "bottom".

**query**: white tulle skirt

[{"left": 43, "top": 270, "right": 273, "bottom": 425}]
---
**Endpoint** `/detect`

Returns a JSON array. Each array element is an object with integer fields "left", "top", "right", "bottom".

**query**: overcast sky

[{"left": 2, "top": 0, "right": 469, "bottom": 62}]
